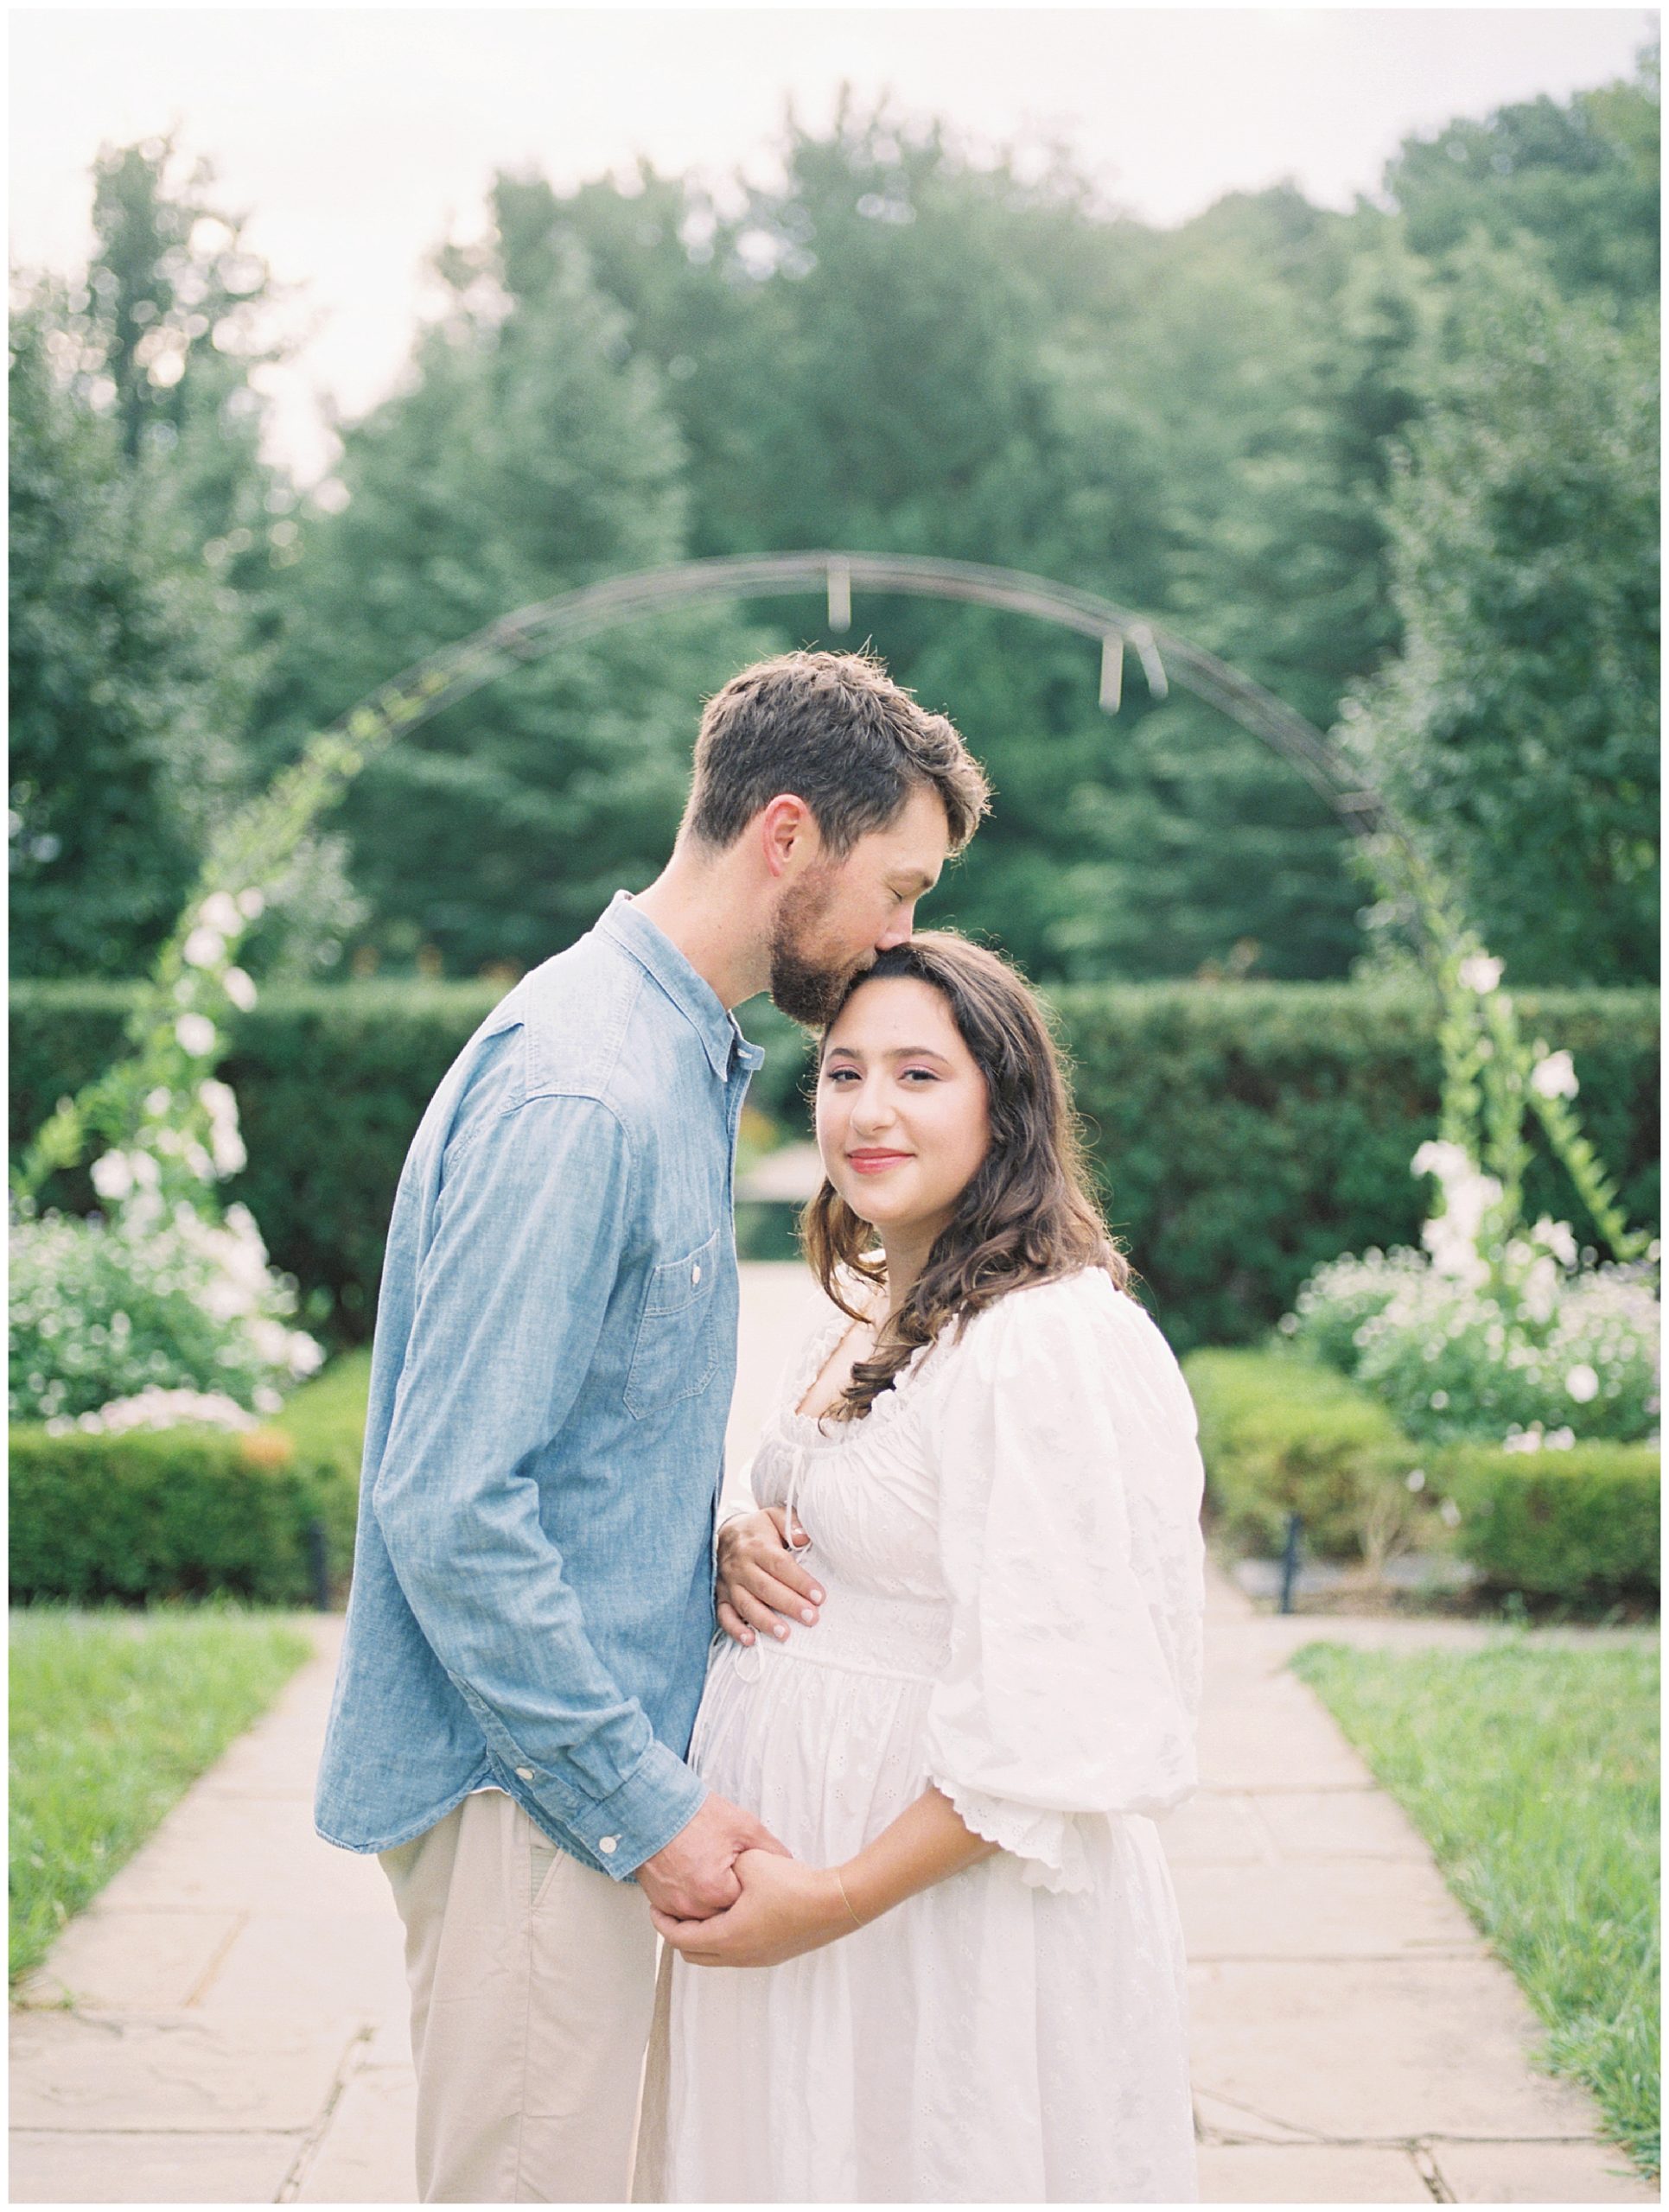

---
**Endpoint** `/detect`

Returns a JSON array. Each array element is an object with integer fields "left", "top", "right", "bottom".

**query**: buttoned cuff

[{"left": 538, "top": 1736, "right": 708, "bottom": 1881}]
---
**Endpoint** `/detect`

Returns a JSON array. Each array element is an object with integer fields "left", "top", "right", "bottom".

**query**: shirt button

[
  {"left": 691, "top": 1262, "right": 702, "bottom": 1285},
  {"left": 514, "top": 1767, "right": 533, "bottom": 1782},
  {"left": 598, "top": 1835, "right": 619, "bottom": 1855}
]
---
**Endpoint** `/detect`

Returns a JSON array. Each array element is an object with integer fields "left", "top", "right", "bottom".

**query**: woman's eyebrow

[{"left": 825, "top": 1045, "right": 954, "bottom": 1064}]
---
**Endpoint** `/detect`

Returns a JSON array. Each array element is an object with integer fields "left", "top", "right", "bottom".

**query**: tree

[
  {"left": 257, "top": 232, "right": 769, "bottom": 976},
  {"left": 10, "top": 138, "right": 360, "bottom": 979},
  {"left": 1386, "top": 46, "right": 1659, "bottom": 316},
  {"left": 1339, "top": 242, "right": 1659, "bottom": 985},
  {"left": 8, "top": 295, "right": 252, "bottom": 976},
  {"left": 525, "top": 108, "right": 1376, "bottom": 982}
]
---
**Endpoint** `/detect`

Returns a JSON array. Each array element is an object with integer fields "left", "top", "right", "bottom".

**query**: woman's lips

[{"left": 846, "top": 1150, "right": 913, "bottom": 1174}]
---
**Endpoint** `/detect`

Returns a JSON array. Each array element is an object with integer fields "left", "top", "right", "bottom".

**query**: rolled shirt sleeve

[
  {"left": 920, "top": 1273, "right": 1206, "bottom": 1893},
  {"left": 370, "top": 1088, "right": 706, "bottom": 1877}
]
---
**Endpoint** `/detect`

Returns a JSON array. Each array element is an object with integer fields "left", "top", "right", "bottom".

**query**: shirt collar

[{"left": 596, "top": 890, "right": 762, "bottom": 1082}]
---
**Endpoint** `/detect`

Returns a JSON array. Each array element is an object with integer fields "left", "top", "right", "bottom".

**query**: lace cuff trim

[{"left": 931, "top": 1774, "right": 1092, "bottom": 1896}]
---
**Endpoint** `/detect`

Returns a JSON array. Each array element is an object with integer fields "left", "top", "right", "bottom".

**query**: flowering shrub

[
  {"left": 1283, "top": 855, "right": 1659, "bottom": 1459},
  {"left": 1289, "top": 1244, "right": 1659, "bottom": 1447},
  {"left": 10, "top": 1203, "right": 321, "bottom": 1430}
]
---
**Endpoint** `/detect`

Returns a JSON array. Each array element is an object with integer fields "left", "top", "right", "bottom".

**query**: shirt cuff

[{"left": 548, "top": 1735, "right": 708, "bottom": 1881}]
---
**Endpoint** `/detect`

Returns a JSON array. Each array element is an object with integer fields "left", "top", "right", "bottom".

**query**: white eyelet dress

[{"left": 633, "top": 1267, "right": 1206, "bottom": 2204}]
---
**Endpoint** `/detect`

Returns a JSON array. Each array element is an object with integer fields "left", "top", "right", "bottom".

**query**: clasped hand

[{"left": 650, "top": 1847, "right": 854, "bottom": 1968}]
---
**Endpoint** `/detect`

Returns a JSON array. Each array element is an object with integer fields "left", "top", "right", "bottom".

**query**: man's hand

[
  {"left": 716, "top": 1508, "right": 823, "bottom": 1647},
  {"left": 635, "top": 1792, "right": 791, "bottom": 1921},
  {"left": 650, "top": 1847, "right": 853, "bottom": 1967}
]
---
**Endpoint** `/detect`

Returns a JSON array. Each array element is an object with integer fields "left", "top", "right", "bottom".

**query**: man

[{"left": 315, "top": 649, "right": 990, "bottom": 2202}]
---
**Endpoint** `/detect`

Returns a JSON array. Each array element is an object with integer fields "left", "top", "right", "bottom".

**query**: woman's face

[{"left": 815, "top": 976, "right": 991, "bottom": 1246}]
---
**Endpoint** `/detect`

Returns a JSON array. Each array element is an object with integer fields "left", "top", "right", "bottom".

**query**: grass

[
  {"left": 271, "top": 1346, "right": 372, "bottom": 1454},
  {"left": 9, "top": 1604, "right": 314, "bottom": 1982},
  {"left": 1293, "top": 1638, "right": 1660, "bottom": 2180}
]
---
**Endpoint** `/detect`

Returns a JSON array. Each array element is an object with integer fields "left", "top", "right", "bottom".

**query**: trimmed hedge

[
  {"left": 1182, "top": 1345, "right": 1426, "bottom": 1560},
  {"left": 1055, "top": 981, "right": 1659, "bottom": 1351},
  {"left": 11, "top": 977, "right": 1658, "bottom": 1350},
  {"left": 8, "top": 1363, "right": 365, "bottom": 1605},
  {"left": 1434, "top": 1441, "right": 1661, "bottom": 1599}
]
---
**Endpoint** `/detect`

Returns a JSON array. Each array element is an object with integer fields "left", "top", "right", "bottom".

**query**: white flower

[
  {"left": 199, "top": 892, "right": 243, "bottom": 936},
  {"left": 1503, "top": 1428, "right": 1542, "bottom": 1453},
  {"left": 1545, "top": 1427, "right": 1576, "bottom": 1450},
  {"left": 1421, "top": 1214, "right": 1491, "bottom": 1287},
  {"left": 1413, "top": 1139, "right": 1472, "bottom": 1185},
  {"left": 1530, "top": 1051, "right": 1578, "bottom": 1101},
  {"left": 247, "top": 1315, "right": 293, "bottom": 1365},
  {"left": 143, "top": 1087, "right": 172, "bottom": 1117},
  {"left": 1438, "top": 1498, "right": 1462, "bottom": 1528},
  {"left": 1531, "top": 1217, "right": 1578, "bottom": 1269},
  {"left": 1458, "top": 953, "right": 1503, "bottom": 994},
  {"left": 183, "top": 925, "right": 226, "bottom": 969},
  {"left": 223, "top": 967, "right": 258, "bottom": 1012},
  {"left": 93, "top": 1385, "right": 255, "bottom": 1433},
  {"left": 175, "top": 1014, "right": 217, "bottom": 1058},
  {"left": 236, "top": 887, "right": 265, "bottom": 920},
  {"left": 1405, "top": 1467, "right": 1427, "bottom": 1491},
  {"left": 252, "top": 1385, "right": 284, "bottom": 1414},
  {"left": 199, "top": 1079, "right": 247, "bottom": 1177},
  {"left": 1521, "top": 1258, "right": 1558, "bottom": 1325},
  {"left": 288, "top": 1330, "right": 325, "bottom": 1376},
  {"left": 1564, "top": 1363, "right": 1600, "bottom": 1403},
  {"left": 90, "top": 1151, "right": 135, "bottom": 1201}
]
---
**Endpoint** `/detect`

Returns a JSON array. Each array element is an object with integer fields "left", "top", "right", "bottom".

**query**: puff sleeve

[{"left": 919, "top": 1270, "right": 1206, "bottom": 1893}]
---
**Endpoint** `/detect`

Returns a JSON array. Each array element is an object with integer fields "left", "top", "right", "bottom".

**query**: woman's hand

[
  {"left": 716, "top": 1508, "right": 823, "bottom": 1647},
  {"left": 650, "top": 1847, "right": 854, "bottom": 1967}
]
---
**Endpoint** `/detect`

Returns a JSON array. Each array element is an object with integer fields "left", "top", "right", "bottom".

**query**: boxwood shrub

[
  {"left": 1433, "top": 1441, "right": 1660, "bottom": 1599},
  {"left": 8, "top": 1360, "right": 366, "bottom": 1606},
  {"left": 1182, "top": 1344, "right": 1427, "bottom": 1559},
  {"left": 12, "top": 977, "right": 1657, "bottom": 1351}
]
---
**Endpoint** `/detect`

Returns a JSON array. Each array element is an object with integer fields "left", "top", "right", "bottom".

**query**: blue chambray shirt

[{"left": 314, "top": 891, "right": 764, "bottom": 1879}]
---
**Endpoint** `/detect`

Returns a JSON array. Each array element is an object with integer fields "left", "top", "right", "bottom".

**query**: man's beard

[{"left": 768, "top": 872, "right": 873, "bottom": 1027}]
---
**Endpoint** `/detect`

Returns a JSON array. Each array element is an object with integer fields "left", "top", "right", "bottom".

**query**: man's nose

[{"left": 876, "top": 901, "right": 918, "bottom": 952}]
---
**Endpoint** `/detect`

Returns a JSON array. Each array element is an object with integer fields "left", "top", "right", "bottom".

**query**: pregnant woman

[{"left": 634, "top": 932, "right": 1206, "bottom": 2204}]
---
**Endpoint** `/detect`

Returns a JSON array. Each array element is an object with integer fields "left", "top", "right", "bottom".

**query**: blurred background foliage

[{"left": 9, "top": 49, "right": 1659, "bottom": 993}]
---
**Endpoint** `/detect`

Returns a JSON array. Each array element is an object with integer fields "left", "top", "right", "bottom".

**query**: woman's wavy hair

[{"left": 799, "top": 931, "right": 1131, "bottom": 1422}]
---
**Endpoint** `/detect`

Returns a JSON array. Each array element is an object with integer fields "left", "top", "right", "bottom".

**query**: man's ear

[{"left": 758, "top": 795, "right": 819, "bottom": 880}]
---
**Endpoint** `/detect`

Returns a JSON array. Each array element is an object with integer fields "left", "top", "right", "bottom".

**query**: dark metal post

[
  {"left": 1278, "top": 1512, "right": 1303, "bottom": 1616},
  {"left": 306, "top": 1517, "right": 331, "bottom": 1611}
]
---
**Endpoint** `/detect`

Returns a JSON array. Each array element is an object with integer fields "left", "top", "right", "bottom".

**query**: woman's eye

[{"left": 901, "top": 1069, "right": 938, "bottom": 1083}]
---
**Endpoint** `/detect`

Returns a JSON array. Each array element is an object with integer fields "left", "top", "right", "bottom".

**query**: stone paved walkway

[{"left": 11, "top": 1267, "right": 1655, "bottom": 2204}]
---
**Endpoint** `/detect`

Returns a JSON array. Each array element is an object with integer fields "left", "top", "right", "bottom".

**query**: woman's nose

[{"left": 850, "top": 1082, "right": 896, "bottom": 1133}]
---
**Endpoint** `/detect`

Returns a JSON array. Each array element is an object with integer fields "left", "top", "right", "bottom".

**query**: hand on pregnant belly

[
  {"left": 716, "top": 1507, "right": 824, "bottom": 1646},
  {"left": 651, "top": 1847, "right": 852, "bottom": 1967}
]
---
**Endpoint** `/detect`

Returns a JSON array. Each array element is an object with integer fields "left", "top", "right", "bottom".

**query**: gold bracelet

[{"left": 835, "top": 1866, "right": 866, "bottom": 1929}]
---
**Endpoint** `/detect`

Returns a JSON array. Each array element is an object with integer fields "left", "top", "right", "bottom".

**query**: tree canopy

[{"left": 10, "top": 48, "right": 1659, "bottom": 988}]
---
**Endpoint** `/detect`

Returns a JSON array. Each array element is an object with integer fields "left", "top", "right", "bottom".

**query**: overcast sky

[{"left": 10, "top": 5, "right": 1656, "bottom": 481}]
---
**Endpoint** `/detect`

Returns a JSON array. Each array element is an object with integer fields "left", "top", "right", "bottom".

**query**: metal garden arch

[{"left": 329, "top": 550, "right": 1389, "bottom": 835}]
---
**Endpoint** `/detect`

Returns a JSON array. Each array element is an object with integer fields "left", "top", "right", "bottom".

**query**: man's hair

[{"left": 682, "top": 650, "right": 991, "bottom": 858}]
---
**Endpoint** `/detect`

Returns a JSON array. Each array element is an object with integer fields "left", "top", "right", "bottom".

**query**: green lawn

[
  {"left": 272, "top": 1346, "right": 372, "bottom": 1452},
  {"left": 1293, "top": 1638, "right": 1659, "bottom": 2179},
  {"left": 10, "top": 1605, "right": 314, "bottom": 1981}
]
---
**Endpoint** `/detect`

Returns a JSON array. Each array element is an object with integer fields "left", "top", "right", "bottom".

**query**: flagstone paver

[{"left": 10, "top": 1264, "right": 1654, "bottom": 2203}]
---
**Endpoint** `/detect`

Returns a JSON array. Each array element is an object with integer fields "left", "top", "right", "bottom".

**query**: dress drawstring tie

[{"left": 736, "top": 1440, "right": 812, "bottom": 1683}]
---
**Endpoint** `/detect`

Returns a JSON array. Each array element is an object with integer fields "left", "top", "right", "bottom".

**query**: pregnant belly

[{"left": 691, "top": 1630, "right": 941, "bottom": 1865}]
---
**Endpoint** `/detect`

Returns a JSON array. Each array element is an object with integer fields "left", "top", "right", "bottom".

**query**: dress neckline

[{"left": 780, "top": 1294, "right": 935, "bottom": 1448}]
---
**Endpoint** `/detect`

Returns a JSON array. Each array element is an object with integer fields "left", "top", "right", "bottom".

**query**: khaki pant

[{"left": 379, "top": 1788, "right": 658, "bottom": 2203}]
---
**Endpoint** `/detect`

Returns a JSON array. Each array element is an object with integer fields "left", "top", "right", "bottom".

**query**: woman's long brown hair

[{"left": 799, "top": 931, "right": 1131, "bottom": 1422}]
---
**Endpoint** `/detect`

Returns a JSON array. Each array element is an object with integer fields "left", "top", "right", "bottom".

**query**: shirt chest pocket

[{"left": 625, "top": 1226, "right": 722, "bottom": 1421}]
